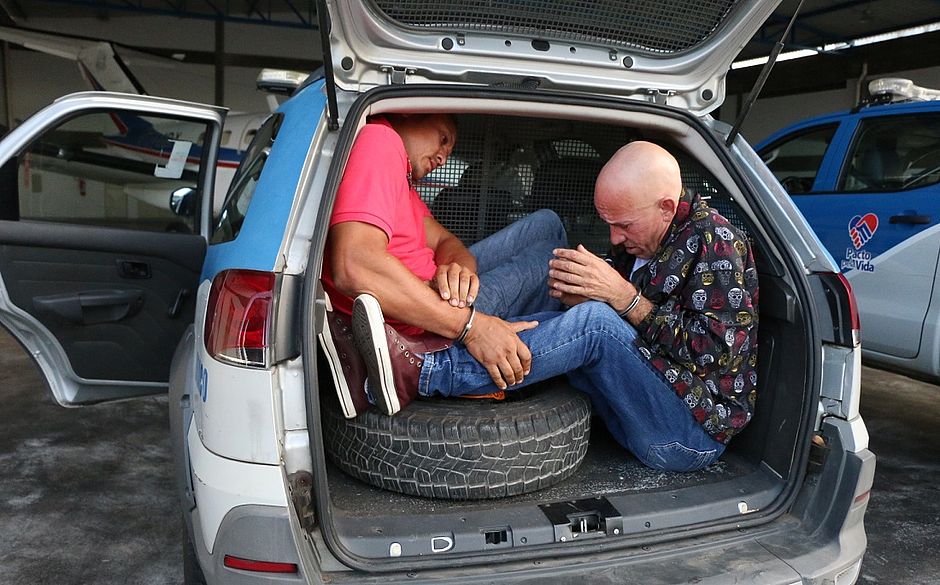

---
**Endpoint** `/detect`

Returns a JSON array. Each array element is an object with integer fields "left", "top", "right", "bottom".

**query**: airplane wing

[{"left": 0, "top": 25, "right": 181, "bottom": 94}]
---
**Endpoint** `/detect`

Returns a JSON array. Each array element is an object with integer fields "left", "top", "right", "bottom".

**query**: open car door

[{"left": 0, "top": 92, "right": 225, "bottom": 406}]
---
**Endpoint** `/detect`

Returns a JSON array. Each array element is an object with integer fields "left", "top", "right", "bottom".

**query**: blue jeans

[
  {"left": 423, "top": 211, "right": 724, "bottom": 472},
  {"left": 468, "top": 209, "right": 566, "bottom": 318}
]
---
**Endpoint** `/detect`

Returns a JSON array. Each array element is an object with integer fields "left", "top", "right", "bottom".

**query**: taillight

[
  {"left": 836, "top": 273, "right": 862, "bottom": 335},
  {"left": 204, "top": 269, "right": 275, "bottom": 368},
  {"left": 815, "top": 272, "right": 861, "bottom": 347}
]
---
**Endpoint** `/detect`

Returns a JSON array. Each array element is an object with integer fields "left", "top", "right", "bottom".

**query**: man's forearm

[
  {"left": 434, "top": 236, "right": 477, "bottom": 272},
  {"left": 335, "top": 250, "right": 471, "bottom": 339},
  {"left": 622, "top": 294, "right": 654, "bottom": 327},
  {"left": 606, "top": 282, "right": 652, "bottom": 327}
]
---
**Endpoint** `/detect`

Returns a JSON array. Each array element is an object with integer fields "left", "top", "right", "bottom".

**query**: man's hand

[
  {"left": 547, "top": 276, "right": 590, "bottom": 307},
  {"left": 432, "top": 262, "right": 480, "bottom": 308},
  {"left": 463, "top": 313, "right": 538, "bottom": 390},
  {"left": 549, "top": 245, "right": 635, "bottom": 311}
]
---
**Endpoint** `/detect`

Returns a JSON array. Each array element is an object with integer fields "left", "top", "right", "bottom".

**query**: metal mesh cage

[
  {"left": 368, "top": 0, "right": 740, "bottom": 54},
  {"left": 416, "top": 114, "right": 746, "bottom": 254}
]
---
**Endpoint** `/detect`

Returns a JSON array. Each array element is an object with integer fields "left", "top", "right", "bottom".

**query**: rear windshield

[{"left": 368, "top": 0, "right": 740, "bottom": 54}]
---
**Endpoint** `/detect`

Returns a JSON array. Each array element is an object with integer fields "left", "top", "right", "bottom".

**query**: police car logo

[{"left": 849, "top": 213, "right": 878, "bottom": 250}]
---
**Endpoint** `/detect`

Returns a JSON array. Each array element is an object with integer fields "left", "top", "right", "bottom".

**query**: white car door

[{"left": 0, "top": 91, "right": 225, "bottom": 406}]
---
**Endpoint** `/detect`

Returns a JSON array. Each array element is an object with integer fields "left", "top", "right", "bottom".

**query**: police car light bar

[
  {"left": 868, "top": 78, "right": 940, "bottom": 103},
  {"left": 257, "top": 69, "right": 310, "bottom": 94}
]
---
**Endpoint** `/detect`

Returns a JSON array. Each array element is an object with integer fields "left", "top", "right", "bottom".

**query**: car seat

[
  {"left": 851, "top": 135, "right": 901, "bottom": 191},
  {"left": 430, "top": 164, "right": 514, "bottom": 244},
  {"left": 525, "top": 158, "right": 604, "bottom": 224}
]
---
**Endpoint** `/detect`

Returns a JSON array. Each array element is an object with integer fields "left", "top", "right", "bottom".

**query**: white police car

[
  {"left": 758, "top": 78, "right": 940, "bottom": 382},
  {"left": 0, "top": 1, "right": 873, "bottom": 583}
]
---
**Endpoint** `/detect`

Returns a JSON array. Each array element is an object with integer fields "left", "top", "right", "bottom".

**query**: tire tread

[{"left": 323, "top": 384, "right": 591, "bottom": 499}]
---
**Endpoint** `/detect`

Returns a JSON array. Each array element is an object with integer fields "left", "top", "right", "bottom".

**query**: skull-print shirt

[{"left": 622, "top": 190, "right": 758, "bottom": 444}]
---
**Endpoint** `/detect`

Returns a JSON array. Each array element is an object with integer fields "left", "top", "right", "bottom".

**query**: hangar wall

[
  {"left": 2, "top": 49, "right": 273, "bottom": 123},
  {"left": 0, "top": 14, "right": 320, "bottom": 126},
  {"left": 722, "top": 65, "right": 940, "bottom": 143},
  {"left": 1, "top": 14, "right": 938, "bottom": 148}
]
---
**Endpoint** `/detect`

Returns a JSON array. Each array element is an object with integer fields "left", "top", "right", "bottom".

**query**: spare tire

[{"left": 322, "top": 383, "right": 591, "bottom": 500}]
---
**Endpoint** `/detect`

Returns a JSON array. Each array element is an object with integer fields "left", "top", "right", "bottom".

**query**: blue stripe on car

[{"left": 201, "top": 80, "right": 326, "bottom": 282}]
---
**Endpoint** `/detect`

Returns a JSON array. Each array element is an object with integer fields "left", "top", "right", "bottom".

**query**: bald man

[{"left": 548, "top": 141, "right": 759, "bottom": 466}]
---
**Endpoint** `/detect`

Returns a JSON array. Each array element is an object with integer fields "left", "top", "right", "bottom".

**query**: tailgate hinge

[
  {"left": 641, "top": 88, "right": 676, "bottom": 105},
  {"left": 380, "top": 65, "right": 416, "bottom": 85},
  {"left": 288, "top": 471, "right": 316, "bottom": 531}
]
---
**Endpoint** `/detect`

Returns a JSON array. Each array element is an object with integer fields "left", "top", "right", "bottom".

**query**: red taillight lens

[
  {"left": 816, "top": 271, "right": 861, "bottom": 347},
  {"left": 223, "top": 554, "right": 298, "bottom": 573},
  {"left": 836, "top": 273, "right": 861, "bottom": 333},
  {"left": 204, "top": 270, "right": 275, "bottom": 367}
]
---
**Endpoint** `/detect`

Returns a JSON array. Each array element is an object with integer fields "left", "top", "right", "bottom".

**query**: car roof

[{"left": 757, "top": 98, "right": 940, "bottom": 149}]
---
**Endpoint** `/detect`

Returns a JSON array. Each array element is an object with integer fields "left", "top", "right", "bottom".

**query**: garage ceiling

[
  {"left": 0, "top": 0, "right": 936, "bottom": 99},
  {"left": 1, "top": 1, "right": 936, "bottom": 53},
  {"left": 0, "top": 0, "right": 317, "bottom": 28},
  {"left": 743, "top": 0, "right": 940, "bottom": 59}
]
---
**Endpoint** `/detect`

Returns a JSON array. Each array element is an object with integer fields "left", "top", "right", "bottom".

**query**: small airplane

[{"left": 0, "top": 25, "right": 303, "bottom": 205}]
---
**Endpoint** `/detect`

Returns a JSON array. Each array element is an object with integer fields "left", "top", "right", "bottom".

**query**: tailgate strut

[
  {"left": 316, "top": 0, "right": 340, "bottom": 131},
  {"left": 726, "top": 0, "right": 806, "bottom": 147}
]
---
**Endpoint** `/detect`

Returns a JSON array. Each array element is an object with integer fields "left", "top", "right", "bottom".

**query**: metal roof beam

[
  {"left": 281, "top": 0, "right": 311, "bottom": 26},
  {"left": 765, "top": 15, "right": 835, "bottom": 41},
  {"left": 755, "top": 13, "right": 940, "bottom": 52},
  {"left": 0, "top": 0, "right": 27, "bottom": 23},
  {"left": 244, "top": 0, "right": 265, "bottom": 20},
  {"left": 202, "top": 0, "right": 226, "bottom": 18},
  {"left": 28, "top": 0, "right": 317, "bottom": 29},
  {"left": 799, "top": 0, "right": 879, "bottom": 21}
]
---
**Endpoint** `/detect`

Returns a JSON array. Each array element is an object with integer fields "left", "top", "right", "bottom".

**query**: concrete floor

[
  {"left": 0, "top": 331, "right": 182, "bottom": 584},
  {"left": 0, "top": 329, "right": 937, "bottom": 584}
]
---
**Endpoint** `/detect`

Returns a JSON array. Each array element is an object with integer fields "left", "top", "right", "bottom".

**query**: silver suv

[{"left": 0, "top": 1, "right": 874, "bottom": 583}]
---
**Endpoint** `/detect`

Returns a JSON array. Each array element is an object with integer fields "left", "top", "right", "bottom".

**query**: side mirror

[{"left": 169, "top": 186, "right": 196, "bottom": 216}]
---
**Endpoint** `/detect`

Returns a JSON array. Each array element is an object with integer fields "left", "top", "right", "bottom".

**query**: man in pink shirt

[{"left": 324, "top": 113, "right": 566, "bottom": 415}]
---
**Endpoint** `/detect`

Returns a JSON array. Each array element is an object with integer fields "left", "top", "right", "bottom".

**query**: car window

[
  {"left": 838, "top": 114, "right": 940, "bottom": 192},
  {"left": 242, "top": 129, "right": 258, "bottom": 148},
  {"left": 1, "top": 110, "right": 211, "bottom": 233},
  {"left": 211, "top": 113, "right": 282, "bottom": 243},
  {"left": 551, "top": 139, "right": 599, "bottom": 158},
  {"left": 415, "top": 156, "right": 469, "bottom": 205},
  {"left": 759, "top": 124, "right": 838, "bottom": 194}
]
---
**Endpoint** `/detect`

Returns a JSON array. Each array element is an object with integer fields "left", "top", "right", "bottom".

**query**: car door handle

[
  {"left": 889, "top": 214, "right": 931, "bottom": 225},
  {"left": 117, "top": 259, "right": 151, "bottom": 279},
  {"left": 33, "top": 289, "right": 144, "bottom": 325}
]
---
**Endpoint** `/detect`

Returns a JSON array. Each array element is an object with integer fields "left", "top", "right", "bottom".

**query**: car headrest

[
  {"left": 431, "top": 165, "right": 513, "bottom": 243},
  {"left": 527, "top": 158, "right": 603, "bottom": 220}
]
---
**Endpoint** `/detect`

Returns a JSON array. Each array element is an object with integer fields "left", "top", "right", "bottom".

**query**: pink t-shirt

[{"left": 322, "top": 117, "right": 436, "bottom": 325}]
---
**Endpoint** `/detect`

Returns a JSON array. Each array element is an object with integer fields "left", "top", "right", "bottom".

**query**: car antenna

[
  {"left": 316, "top": 0, "right": 340, "bottom": 131},
  {"left": 726, "top": 0, "right": 806, "bottom": 147}
]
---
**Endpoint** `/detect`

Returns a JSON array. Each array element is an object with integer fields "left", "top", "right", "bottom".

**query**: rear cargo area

[
  {"left": 313, "top": 102, "right": 811, "bottom": 563},
  {"left": 326, "top": 419, "right": 755, "bottom": 515}
]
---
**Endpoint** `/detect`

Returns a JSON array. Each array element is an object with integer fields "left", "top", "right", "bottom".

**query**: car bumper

[
  {"left": 186, "top": 440, "right": 872, "bottom": 585},
  {"left": 190, "top": 504, "right": 306, "bottom": 585}
]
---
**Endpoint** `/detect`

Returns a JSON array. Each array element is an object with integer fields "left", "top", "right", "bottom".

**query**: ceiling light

[{"left": 732, "top": 20, "right": 940, "bottom": 70}]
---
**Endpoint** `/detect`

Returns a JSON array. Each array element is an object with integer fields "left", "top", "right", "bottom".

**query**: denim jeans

[
  {"left": 468, "top": 208, "right": 566, "bottom": 318},
  {"left": 422, "top": 211, "right": 724, "bottom": 472}
]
